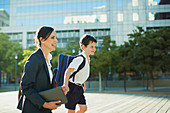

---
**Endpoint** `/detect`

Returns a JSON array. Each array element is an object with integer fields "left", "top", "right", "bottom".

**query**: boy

[{"left": 63, "top": 34, "right": 97, "bottom": 113}]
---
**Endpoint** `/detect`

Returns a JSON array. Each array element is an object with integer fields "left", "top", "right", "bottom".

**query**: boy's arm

[
  {"left": 63, "top": 68, "right": 75, "bottom": 93},
  {"left": 83, "top": 82, "right": 86, "bottom": 91}
]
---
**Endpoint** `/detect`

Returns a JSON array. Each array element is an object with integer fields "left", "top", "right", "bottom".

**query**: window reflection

[
  {"left": 0, "top": 0, "right": 10, "bottom": 14},
  {"left": 16, "top": 16, "right": 65, "bottom": 26},
  {"left": 64, "top": 14, "right": 107, "bottom": 24},
  {"left": 148, "top": 0, "right": 170, "bottom": 6},
  {"left": 118, "top": 13, "right": 123, "bottom": 22},
  {"left": 0, "top": 0, "right": 10, "bottom": 27},
  {"left": 149, "top": 12, "right": 170, "bottom": 20},
  {"left": 16, "top": 1, "right": 106, "bottom": 13},
  {"left": 149, "top": 12, "right": 155, "bottom": 20},
  {"left": 15, "top": 14, "right": 107, "bottom": 26},
  {"left": 132, "top": 0, "right": 138, "bottom": 6},
  {"left": 117, "top": 0, "right": 123, "bottom": 7},
  {"left": 0, "top": 9, "right": 9, "bottom": 27},
  {"left": 56, "top": 30, "right": 79, "bottom": 48},
  {"left": 8, "top": 33, "right": 23, "bottom": 44},
  {"left": 133, "top": 13, "right": 139, "bottom": 21}
]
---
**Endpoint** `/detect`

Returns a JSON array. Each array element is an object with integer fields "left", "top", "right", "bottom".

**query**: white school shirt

[
  {"left": 68, "top": 51, "right": 90, "bottom": 84},
  {"left": 40, "top": 48, "right": 53, "bottom": 84}
]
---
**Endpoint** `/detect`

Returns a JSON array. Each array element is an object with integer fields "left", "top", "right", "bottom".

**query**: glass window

[
  {"left": 117, "top": 0, "right": 123, "bottom": 7},
  {"left": 62, "top": 38, "right": 67, "bottom": 43},
  {"left": 74, "top": 32, "right": 79, "bottom": 37},
  {"left": 27, "top": 32, "right": 35, "bottom": 39},
  {"left": 16, "top": 16, "right": 65, "bottom": 26},
  {"left": 57, "top": 32, "right": 62, "bottom": 38},
  {"left": 57, "top": 39, "right": 62, "bottom": 43},
  {"left": 7, "top": 33, "right": 23, "bottom": 43},
  {"left": 98, "top": 31, "right": 102, "bottom": 36},
  {"left": 0, "top": 0, "right": 10, "bottom": 14},
  {"left": 16, "top": 1, "right": 107, "bottom": 13},
  {"left": 133, "top": 13, "right": 139, "bottom": 21},
  {"left": 27, "top": 39, "right": 34, "bottom": 44},
  {"left": 149, "top": 12, "right": 155, "bottom": 21},
  {"left": 64, "top": 14, "right": 107, "bottom": 24},
  {"left": 16, "top": 14, "right": 107, "bottom": 26},
  {"left": 132, "top": 0, "right": 138, "bottom": 6},
  {"left": 0, "top": 9, "right": 9, "bottom": 27},
  {"left": 96, "top": 37, "right": 103, "bottom": 47},
  {"left": 63, "top": 33, "right": 67, "bottom": 37},
  {"left": 148, "top": 0, "right": 170, "bottom": 6},
  {"left": 149, "top": 12, "right": 170, "bottom": 20},
  {"left": 118, "top": 13, "right": 123, "bottom": 22}
]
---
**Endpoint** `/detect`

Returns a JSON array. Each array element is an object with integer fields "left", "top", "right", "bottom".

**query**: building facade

[
  {"left": 0, "top": 0, "right": 170, "bottom": 49},
  {"left": 0, "top": 9, "right": 9, "bottom": 27}
]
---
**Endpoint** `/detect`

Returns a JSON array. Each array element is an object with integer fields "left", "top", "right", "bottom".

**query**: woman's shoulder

[
  {"left": 27, "top": 49, "right": 44, "bottom": 63},
  {"left": 24, "top": 49, "right": 45, "bottom": 69}
]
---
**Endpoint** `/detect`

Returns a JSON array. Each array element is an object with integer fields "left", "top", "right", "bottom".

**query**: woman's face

[{"left": 41, "top": 31, "right": 58, "bottom": 52}]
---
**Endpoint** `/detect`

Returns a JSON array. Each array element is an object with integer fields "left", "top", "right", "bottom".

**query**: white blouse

[{"left": 40, "top": 48, "right": 53, "bottom": 84}]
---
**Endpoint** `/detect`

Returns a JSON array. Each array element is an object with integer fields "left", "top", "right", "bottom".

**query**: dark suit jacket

[{"left": 17, "top": 48, "right": 56, "bottom": 113}]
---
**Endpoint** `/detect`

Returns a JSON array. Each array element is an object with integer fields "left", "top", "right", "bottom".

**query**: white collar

[{"left": 39, "top": 47, "right": 52, "bottom": 61}]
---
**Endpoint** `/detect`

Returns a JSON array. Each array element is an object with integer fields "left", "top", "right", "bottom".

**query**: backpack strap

[
  {"left": 58, "top": 55, "right": 66, "bottom": 84},
  {"left": 69, "top": 54, "right": 86, "bottom": 82}
]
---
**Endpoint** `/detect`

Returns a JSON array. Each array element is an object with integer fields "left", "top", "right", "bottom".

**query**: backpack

[{"left": 54, "top": 54, "right": 86, "bottom": 86}]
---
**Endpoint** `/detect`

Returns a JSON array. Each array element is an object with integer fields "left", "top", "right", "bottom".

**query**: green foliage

[
  {"left": 118, "top": 26, "right": 170, "bottom": 73},
  {"left": 1, "top": 26, "right": 169, "bottom": 86},
  {"left": 18, "top": 49, "right": 34, "bottom": 69},
  {"left": 0, "top": 32, "right": 23, "bottom": 78},
  {"left": 117, "top": 26, "right": 170, "bottom": 91},
  {"left": 90, "top": 35, "right": 118, "bottom": 78}
]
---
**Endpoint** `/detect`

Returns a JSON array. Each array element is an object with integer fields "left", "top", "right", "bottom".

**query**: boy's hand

[
  {"left": 83, "top": 82, "right": 86, "bottom": 91},
  {"left": 83, "top": 86, "right": 86, "bottom": 91},
  {"left": 43, "top": 101, "right": 61, "bottom": 110},
  {"left": 63, "top": 68, "right": 74, "bottom": 94},
  {"left": 61, "top": 85, "right": 69, "bottom": 95}
]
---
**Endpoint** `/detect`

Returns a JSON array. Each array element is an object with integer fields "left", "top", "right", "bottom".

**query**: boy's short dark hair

[{"left": 79, "top": 34, "right": 97, "bottom": 47}]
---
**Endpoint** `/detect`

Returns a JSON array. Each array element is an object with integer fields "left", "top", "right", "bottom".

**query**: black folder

[{"left": 39, "top": 87, "right": 67, "bottom": 105}]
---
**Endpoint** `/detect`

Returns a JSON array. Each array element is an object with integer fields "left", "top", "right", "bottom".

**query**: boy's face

[{"left": 83, "top": 41, "right": 96, "bottom": 56}]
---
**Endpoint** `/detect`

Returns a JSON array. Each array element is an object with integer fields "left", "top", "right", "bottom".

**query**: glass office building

[{"left": 0, "top": 0, "right": 170, "bottom": 49}]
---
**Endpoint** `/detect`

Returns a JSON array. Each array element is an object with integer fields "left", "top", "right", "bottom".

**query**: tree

[
  {"left": 117, "top": 42, "right": 133, "bottom": 74},
  {"left": 123, "top": 26, "right": 170, "bottom": 91},
  {"left": 90, "top": 35, "right": 117, "bottom": 80},
  {"left": 18, "top": 49, "right": 34, "bottom": 74},
  {"left": 0, "top": 31, "right": 23, "bottom": 81}
]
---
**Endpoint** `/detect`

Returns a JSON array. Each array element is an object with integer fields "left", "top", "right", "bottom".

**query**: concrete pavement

[{"left": 0, "top": 91, "right": 170, "bottom": 113}]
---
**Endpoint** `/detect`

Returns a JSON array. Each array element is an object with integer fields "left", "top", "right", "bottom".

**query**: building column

[
  {"left": 22, "top": 31, "right": 27, "bottom": 49},
  {"left": 79, "top": 28, "right": 84, "bottom": 39}
]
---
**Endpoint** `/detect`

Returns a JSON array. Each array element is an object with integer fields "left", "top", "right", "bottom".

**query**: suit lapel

[
  {"left": 51, "top": 63, "right": 56, "bottom": 87},
  {"left": 37, "top": 48, "right": 51, "bottom": 84}
]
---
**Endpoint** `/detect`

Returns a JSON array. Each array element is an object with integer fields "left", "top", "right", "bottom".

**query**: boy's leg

[
  {"left": 76, "top": 104, "right": 87, "bottom": 113},
  {"left": 77, "top": 91, "right": 87, "bottom": 113},
  {"left": 65, "top": 83, "right": 77, "bottom": 112},
  {"left": 68, "top": 109, "right": 76, "bottom": 113}
]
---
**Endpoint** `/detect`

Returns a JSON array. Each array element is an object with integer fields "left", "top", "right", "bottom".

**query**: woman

[{"left": 17, "top": 26, "right": 61, "bottom": 113}]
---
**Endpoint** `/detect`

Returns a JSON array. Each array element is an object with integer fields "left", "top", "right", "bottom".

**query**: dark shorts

[{"left": 65, "top": 82, "right": 86, "bottom": 110}]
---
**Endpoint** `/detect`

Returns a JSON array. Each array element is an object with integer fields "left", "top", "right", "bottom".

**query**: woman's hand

[
  {"left": 61, "top": 85, "right": 69, "bottom": 95},
  {"left": 43, "top": 101, "right": 61, "bottom": 110}
]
